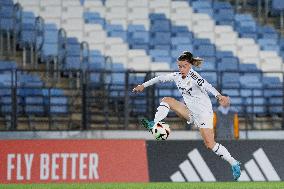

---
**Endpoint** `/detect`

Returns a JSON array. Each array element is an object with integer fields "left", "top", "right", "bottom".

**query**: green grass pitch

[{"left": 1, "top": 182, "right": 284, "bottom": 189}]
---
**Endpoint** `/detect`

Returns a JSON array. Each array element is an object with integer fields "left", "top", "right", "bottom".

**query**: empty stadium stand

[{"left": 0, "top": 0, "right": 283, "bottom": 130}]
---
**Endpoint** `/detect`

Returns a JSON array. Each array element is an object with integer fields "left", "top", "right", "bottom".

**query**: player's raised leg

[
  {"left": 199, "top": 128, "right": 241, "bottom": 180},
  {"left": 141, "top": 97, "right": 191, "bottom": 130}
]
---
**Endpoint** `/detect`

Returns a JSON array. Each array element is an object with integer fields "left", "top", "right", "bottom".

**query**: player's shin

[
  {"left": 212, "top": 143, "right": 237, "bottom": 166},
  {"left": 154, "top": 102, "right": 170, "bottom": 123}
]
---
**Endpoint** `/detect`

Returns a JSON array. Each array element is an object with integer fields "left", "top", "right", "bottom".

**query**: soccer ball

[{"left": 151, "top": 122, "right": 171, "bottom": 140}]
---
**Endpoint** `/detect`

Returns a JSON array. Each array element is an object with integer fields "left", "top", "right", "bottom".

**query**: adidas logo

[
  {"left": 238, "top": 148, "right": 280, "bottom": 181},
  {"left": 170, "top": 148, "right": 216, "bottom": 182},
  {"left": 170, "top": 148, "right": 280, "bottom": 182}
]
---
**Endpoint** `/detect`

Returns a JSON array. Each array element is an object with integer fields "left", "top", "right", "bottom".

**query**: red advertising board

[{"left": 0, "top": 140, "right": 149, "bottom": 183}]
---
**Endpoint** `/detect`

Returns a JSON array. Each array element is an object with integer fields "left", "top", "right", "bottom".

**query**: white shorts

[{"left": 187, "top": 112, "right": 214, "bottom": 129}]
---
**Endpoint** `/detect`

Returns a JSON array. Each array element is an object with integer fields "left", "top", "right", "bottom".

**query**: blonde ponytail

[
  {"left": 191, "top": 57, "right": 203, "bottom": 67},
  {"left": 178, "top": 51, "right": 204, "bottom": 67}
]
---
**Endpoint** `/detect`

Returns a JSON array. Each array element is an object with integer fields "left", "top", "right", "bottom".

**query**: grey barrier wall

[{"left": 147, "top": 140, "right": 284, "bottom": 182}]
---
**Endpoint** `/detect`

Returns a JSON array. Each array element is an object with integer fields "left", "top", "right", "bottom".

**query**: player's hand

[
  {"left": 132, "top": 85, "right": 145, "bottom": 93},
  {"left": 217, "top": 95, "right": 230, "bottom": 106}
]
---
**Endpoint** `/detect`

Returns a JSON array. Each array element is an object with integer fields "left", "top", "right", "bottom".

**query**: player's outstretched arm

[
  {"left": 132, "top": 73, "right": 175, "bottom": 93},
  {"left": 132, "top": 84, "right": 145, "bottom": 93}
]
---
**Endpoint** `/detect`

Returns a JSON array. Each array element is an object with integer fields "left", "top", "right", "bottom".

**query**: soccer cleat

[
  {"left": 231, "top": 161, "right": 241, "bottom": 181},
  {"left": 140, "top": 118, "right": 155, "bottom": 130}
]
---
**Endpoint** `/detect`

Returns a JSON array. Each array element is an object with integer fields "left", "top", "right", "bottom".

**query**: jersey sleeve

[
  {"left": 191, "top": 71, "right": 221, "bottom": 98},
  {"left": 142, "top": 73, "right": 175, "bottom": 88}
]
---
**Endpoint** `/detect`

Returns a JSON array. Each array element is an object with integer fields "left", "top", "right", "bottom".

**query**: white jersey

[{"left": 142, "top": 69, "right": 220, "bottom": 117}]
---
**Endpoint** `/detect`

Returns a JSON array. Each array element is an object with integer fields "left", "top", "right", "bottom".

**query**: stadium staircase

[
  {"left": 0, "top": 0, "right": 135, "bottom": 131},
  {"left": 0, "top": 0, "right": 79, "bottom": 130}
]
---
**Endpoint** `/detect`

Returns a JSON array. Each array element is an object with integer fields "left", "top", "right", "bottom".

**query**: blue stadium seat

[
  {"left": 240, "top": 88, "right": 262, "bottom": 97},
  {"left": 18, "top": 74, "right": 43, "bottom": 87},
  {"left": 194, "top": 44, "right": 215, "bottom": 57},
  {"left": 258, "top": 38, "right": 279, "bottom": 52},
  {"left": 268, "top": 97, "right": 282, "bottom": 113},
  {"left": 0, "top": 73, "right": 14, "bottom": 86},
  {"left": 218, "top": 61, "right": 238, "bottom": 71},
  {"left": 235, "top": 14, "right": 254, "bottom": 21},
  {"left": 149, "top": 49, "right": 169, "bottom": 57},
  {"left": 7, "top": 73, "right": 44, "bottom": 115},
  {"left": 200, "top": 72, "right": 217, "bottom": 86},
  {"left": 240, "top": 75, "right": 262, "bottom": 88},
  {"left": 89, "top": 73, "right": 101, "bottom": 84},
  {"left": 18, "top": 12, "right": 37, "bottom": 47},
  {"left": 88, "top": 50, "right": 105, "bottom": 70},
  {"left": 43, "top": 89, "right": 68, "bottom": 115},
  {"left": 193, "top": 38, "right": 211, "bottom": 46},
  {"left": 128, "top": 25, "right": 146, "bottom": 32},
  {"left": 196, "top": 8, "right": 214, "bottom": 17},
  {"left": 151, "top": 20, "right": 171, "bottom": 32},
  {"left": 111, "top": 72, "right": 125, "bottom": 85},
  {"left": 229, "top": 96, "right": 244, "bottom": 112},
  {"left": 151, "top": 32, "right": 171, "bottom": 45},
  {"left": 1, "top": 96, "right": 22, "bottom": 114},
  {"left": 171, "top": 26, "right": 189, "bottom": 33},
  {"left": 264, "top": 88, "right": 283, "bottom": 97},
  {"left": 63, "top": 38, "right": 82, "bottom": 70},
  {"left": 156, "top": 89, "right": 174, "bottom": 97},
  {"left": 0, "top": 18, "right": 14, "bottom": 31},
  {"left": 172, "top": 44, "right": 194, "bottom": 54},
  {"left": 272, "top": 0, "right": 284, "bottom": 11},
  {"left": 222, "top": 73, "right": 240, "bottom": 87},
  {"left": 24, "top": 88, "right": 45, "bottom": 115},
  {"left": 154, "top": 56, "right": 172, "bottom": 63},
  {"left": 213, "top": 1, "right": 232, "bottom": 9},
  {"left": 131, "top": 31, "right": 149, "bottom": 43},
  {"left": 107, "top": 24, "right": 127, "bottom": 41},
  {"left": 222, "top": 89, "right": 240, "bottom": 96},
  {"left": 192, "top": 1, "right": 212, "bottom": 9},
  {"left": 84, "top": 12, "right": 105, "bottom": 25},
  {"left": 0, "top": 61, "right": 17, "bottom": 70},
  {"left": 214, "top": 9, "right": 234, "bottom": 25},
  {"left": 0, "top": 81, "right": 13, "bottom": 114},
  {"left": 216, "top": 51, "right": 234, "bottom": 59},
  {"left": 245, "top": 97, "right": 266, "bottom": 114},
  {"left": 239, "top": 63, "right": 258, "bottom": 71},
  {"left": 108, "top": 31, "right": 127, "bottom": 41},
  {"left": 258, "top": 25, "right": 279, "bottom": 40},
  {"left": 263, "top": 76, "right": 282, "bottom": 88},
  {"left": 0, "top": 72, "right": 46, "bottom": 115},
  {"left": 0, "top": 4, "right": 14, "bottom": 31},
  {"left": 221, "top": 57, "right": 239, "bottom": 64},
  {"left": 153, "top": 44, "right": 171, "bottom": 50},
  {"left": 112, "top": 63, "right": 124, "bottom": 71},
  {"left": 129, "top": 75, "right": 145, "bottom": 85},
  {"left": 172, "top": 31, "right": 193, "bottom": 38},
  {"left": 41, "top": 24, "right": 59, "bottom": 59},
  {"left": 65, "top": 57, "right": 82, "bottom": 70},
  {"left": 0, "top": 5, "right": 13, "bottom": 17},
  {"left": 171, "top": 36, "right": 192, "bottom": 46},
  {"left": 0, "top": 0, "right": 14, "bottom": 6},
  {"left": 201, "top": 57, "right": 216, "bottom": 71},
  {"left": 66, "top": 43, "right": 81, "bottom": 56}
]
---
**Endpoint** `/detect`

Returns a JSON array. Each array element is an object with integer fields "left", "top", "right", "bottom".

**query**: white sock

[
  {"left": 212, "top": 143, "right": 237, "bottom": 166},
  {"left": 154, "top": 102, "right": 170, "bottom": 123}
]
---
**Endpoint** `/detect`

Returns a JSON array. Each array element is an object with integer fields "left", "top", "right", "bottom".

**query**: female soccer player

[{"left": 132, "top": 51, "right": 241, "bottom": 180}]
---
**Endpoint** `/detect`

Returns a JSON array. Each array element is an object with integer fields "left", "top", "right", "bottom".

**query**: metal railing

[{"left": 0, "top": 68, "right": 283, "bottom": 131}]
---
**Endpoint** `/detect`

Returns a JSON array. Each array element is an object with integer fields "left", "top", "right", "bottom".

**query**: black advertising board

[{"left": 147, "top": 140, "right": 284, "bottom": 181}]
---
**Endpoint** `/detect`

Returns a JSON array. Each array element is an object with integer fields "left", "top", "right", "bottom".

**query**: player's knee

[
  {"left": 204, "top": 140, "right": 215, "bottom": 150},
  {"left": 161, "top": 97, "right": 174, "bottom": 106}
]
